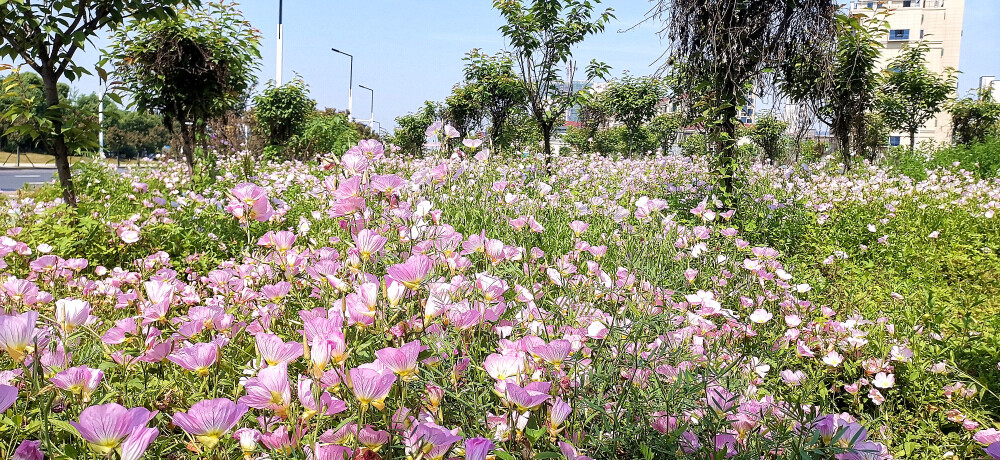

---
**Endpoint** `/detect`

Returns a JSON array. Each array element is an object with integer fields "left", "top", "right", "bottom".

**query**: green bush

[
  {"left": 889, "top": 137, "right": 1000, "bottom": 180},
  {"left": 290, "top": 111, "right": 360, "bottom": 159}
]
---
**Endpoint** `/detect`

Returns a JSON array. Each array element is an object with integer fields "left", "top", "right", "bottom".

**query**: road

[{"left": 0, "top": 168, "right": 56, "bottom": 192}]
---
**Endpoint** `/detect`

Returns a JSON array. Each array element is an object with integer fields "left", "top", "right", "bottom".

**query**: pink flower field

[{"left": 1, "top": 139, "right": 999, "bottom": 459}]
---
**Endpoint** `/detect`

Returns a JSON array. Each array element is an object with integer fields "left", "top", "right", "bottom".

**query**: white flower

[{"left": 872, "top": 372, "right": 895, "bottom": 389}]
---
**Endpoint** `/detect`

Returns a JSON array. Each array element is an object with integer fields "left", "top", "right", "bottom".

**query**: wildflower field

[{"left": 1, "top": 140, "right": 1000, "bottom": 460}]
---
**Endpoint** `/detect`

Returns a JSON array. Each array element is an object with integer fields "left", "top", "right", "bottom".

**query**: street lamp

[
  {"left": 358, "top": 84, "right": 374, "bottom": 128},
  {"left": 331, "top": 48, "right": 353, "bottom": 120},
  {"left": 276, "top": 0, "right": 284, "bottom": 85}
]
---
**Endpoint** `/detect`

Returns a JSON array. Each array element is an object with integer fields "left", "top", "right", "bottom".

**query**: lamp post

[
  {"left": 359, "top": 84, "right": 374, "bottom": 128},
  {"left": 331, "top": 48, "right": 353, "bottom": 120},
  {"left": 276, "top": 0, "right": 283, "bottom": 85}
]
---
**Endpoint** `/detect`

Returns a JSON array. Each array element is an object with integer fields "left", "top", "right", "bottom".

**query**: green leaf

[{"left": 495, "top": 451, "right": 518, "bottom": 460}]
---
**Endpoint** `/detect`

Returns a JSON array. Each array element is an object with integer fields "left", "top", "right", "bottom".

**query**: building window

[
  {"left": 920, "top": 29, "right": 925, "bottom": 38},
  {"left": 902, "top": 0, "right": 918, "bottom": 6},
  {"left": 889, "top": 29, "right": 910, "bottom": 40},
  {"left": 889, "top": 136, "right": 901, "bottom": 147}
]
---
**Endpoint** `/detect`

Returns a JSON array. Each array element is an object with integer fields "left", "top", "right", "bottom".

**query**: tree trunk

[
  {"left": 541, "top": 122, "right": 553, "bottom": 175},
  {"left": 40, "top": 70, "right": 76, "bottom": 206},
  {"left": 179, "top": 122, "right": 195, "bottom": 173},
  {"left": 909, "top": 129, "right": 916, "bottom": 153},
  {"left": 717, "top": 81, "right": 739, "bottom": 201}
]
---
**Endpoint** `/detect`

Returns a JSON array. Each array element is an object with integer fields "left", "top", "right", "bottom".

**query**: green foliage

[
  {"left": 443, "top": 84, "right": 484, "bottom": 139},
  {"left": 878, "top": 43, "right": 957, "bottom": 151},
  {"left": 391, "top": 101, "right": 440, "bottom": 156},
  {"left": 783, "top": 13, "right": 885, "bottom": 167},
  {"left": 289, "top": 111, "right": 360, "bottom": 159},
  {"left": 0, "top": 0, "right": 200, "bottom": 205},
  {"left": 0, "top": 69, "right": 94, "bottom": 154},
  {"left": 949, "top": 91, "right": 1000, "bottom": 146},
  {"left": 745, "top": 113, "right": 789, "bottom": 163},
  {"left": 253, "top": 79, "right": 316, "bottom": 153},
  {"left": 654, "top": 0, "right": 837, "bottom": 195},
  {"left": 679, "top": 133, "right": 708, "bottom": 157},
  {"left": 648, "top": 112, "right": 684, "bottom": 153},
  {"left": 890, "top": 137, "right": 1000, "bottom": 180},
  {"left": 493, "top": 0, "right": 614, "bottom": 159},
  {"left": 599, "top": 74, "right": 665, "bottom": 156},
  {"left": 105, "top": 1, "right": 261, "bottom": 170},
  {"left": 495, "top": 107, "right": 541, "bottom": 155},
  {"left": 462, "top": 50, "right": 526, "bottom": 152},
  {"left": 574, "top": 125, "right": 656, "bottom": 156}
]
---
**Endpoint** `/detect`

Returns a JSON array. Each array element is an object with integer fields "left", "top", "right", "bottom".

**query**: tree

[
  {"left": 949, "top": 90, "right": 1000, "bottom": 145},
  {"left": 782, "top": 102, "right": 815, "bottom": 161},
  {"left": 391, "top": 101, "right": 440, "bottom": 156},
  {"left": 290, "top": 110, "right": 359, "bottom": 160},
  {"left": 443, "top": 84, "right": 484, "bottom": 139},
  {"left": 0, "top": 0, "right": 196, "bottom": 205},
  {"left": 878, "top": 43, "right": 956, "bottom": 152},
  {"left": 253, "top": 79, "right": 316, "bottom": 157},
  {"left": 600, "top": 74, "right": 665, "bottom": 156},
  {"left": 652, "top": 0, "right": 837, "bottom": 196},
  {"left": 648, "top": 112, "right": 684, "bottom": 154},
  {"left": 782, "top": 14, "right": 884, "bottom": 168},
  {"left": 494, "top": 0, "right": 614, "bottom": 169},
  {"left": 106, "top": 1, "right": 260, "bottom": 173},
  {"left": 462, "top": 50, "right": 526, "bottom": 152},
  {"left": 746, "top": 113, "right": 788, "bottom": 163}
]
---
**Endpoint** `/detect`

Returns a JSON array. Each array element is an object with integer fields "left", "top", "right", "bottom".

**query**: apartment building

[{"left": 850, "top": 0, "right": 965, "bottom": 146}]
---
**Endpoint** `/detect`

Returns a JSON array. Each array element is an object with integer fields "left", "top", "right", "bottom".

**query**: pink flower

[
  {"left": 349, "top": 366, "right": 396, "bottom": 410},
  {"left": 358, "top": 424, "right": 390, "bottom": 449},
  {"left": 375, "top": 340, "right": 426, "bottom": 382},
  {"left": 255, "top": 333, "right": 303, "bottom": 367},
  {"left": 0, "top": 384, "right": 17, "bottom": 413},
  {"left": 462, "top": 138, "right": 483, "bottom": 149},
  {"left": 465, "top": 437, "right": 495, "bottom": 460},
  {"left": 121, "top": 229, "right": 140, "bottom": 244},
  {"left": 239, "top": 363, "right": 291, "bottom": 414},
  {"left": 387, "top": 254, "right": 433, "bottom": 290},
  {"left": 167, "top": 342, "right": 219, "bottom": 376},
  {"left": 532, "top": 339, "right": 572, "bottom": 366},
  {"left": 50, "top": 365, "right": 103, "bottom": 402},
  {"left": 257, "top": 231, "right": 296, "bottom": 253},
  {"left": 354, "top": 229, "right": 388, "bottom": 261},
  {"left": 173, "top": 398, "right": 248, "bottom": 449},
  {"left": 976, "top": 429, "right": 1000, "bottom": 445},
  {"left": 0, "top": 310, "right": 40, "bottom": 362},
  {"left": 780, "top": 369, "right": 806, "bottom": 386},
  {"left": 483, "top": 353, "right": 524, "bottom": 381},
  {"left": 749, "top": 309, "right": 773, "bottom": 324},
  {"left": 569, "top": 220, "right": 588, "bottom": 236},
  {"left": 297, "top": 376, "right": 347, "bottom": 418},
  {"left": 549, "top": 398, "right": 572, "bottom": 430},
  {"left": 229, "top": 183, "right": 274, "bottom": 222},
  {"left": 55, "top": 298, "right": 92, "bottom": 332},
  {"left": 872, "top": 372, "right": 895, "bottom": 389},
  {"left": 12, "top": 440, "right": 43, "bottom": 460},
  {"left": 867, "top": 388, "right": 885, "bottom": 405},
  {"left": 504, "top": 381, "right": 550, "bottom": 411},
  {"left": 69, "top": 404, "right": 158, "bottom": 454}
]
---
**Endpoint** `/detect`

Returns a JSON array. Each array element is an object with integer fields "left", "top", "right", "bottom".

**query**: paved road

[
  {"left": 0, "top": 168, "right": 56, "bottom": 192},
  {"left": 0, "top": 167, "right": 136, "bottom": 192}
]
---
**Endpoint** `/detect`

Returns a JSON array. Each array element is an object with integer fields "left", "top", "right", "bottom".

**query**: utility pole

[
  {"left": 276, "top": 0, "right": 284, "bottom": 85},
  {"left": 359, "top": 84, "right": 374, "bottom": 129},
  {"left": 331, "top": 48, "right": 354, "bottom": 121}
]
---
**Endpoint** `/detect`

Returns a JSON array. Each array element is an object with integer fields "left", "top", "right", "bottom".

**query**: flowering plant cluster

[{"left": 0, "top": 133, "right": 998, "bottom": 459}]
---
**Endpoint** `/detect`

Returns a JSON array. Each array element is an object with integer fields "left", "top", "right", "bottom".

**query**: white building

[{"left": 850, "top": 0, "right": 965, "bottom": 146}]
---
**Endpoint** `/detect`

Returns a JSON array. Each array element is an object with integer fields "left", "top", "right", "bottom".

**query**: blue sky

[{"left": 45, "top": 0, "right": 1000, "bottom": 131}]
